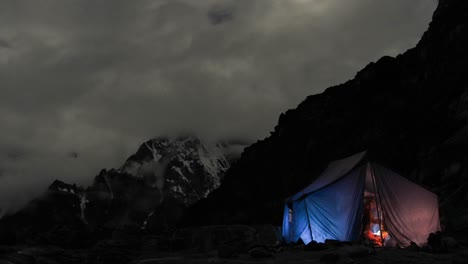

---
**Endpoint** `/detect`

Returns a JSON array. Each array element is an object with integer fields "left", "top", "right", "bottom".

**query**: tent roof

[{"left": 287, "top": 151, "right": 367, "bottom": 202}]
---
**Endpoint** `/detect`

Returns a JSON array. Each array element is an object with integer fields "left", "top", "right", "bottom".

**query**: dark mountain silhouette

[{"left": 186, "top": 0, "right": 468, "bottom": 233}]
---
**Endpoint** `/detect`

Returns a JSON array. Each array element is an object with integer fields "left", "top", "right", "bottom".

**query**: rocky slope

[
  {"left": 0, "top": 136, "right": 246, "bottom": 245},
  {"left": 186, "top": 0, "right": 468, "bottom": 232}
]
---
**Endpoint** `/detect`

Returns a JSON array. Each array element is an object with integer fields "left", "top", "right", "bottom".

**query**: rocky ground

[
  {"left": 0, "top": 225, "right": 466, "bottom": 264},
  {"left": 131, "top": 247, "right": 468, "bottom": 264},
  {"left": 1, "top": 241, "right": 466, "bottom": 264}
]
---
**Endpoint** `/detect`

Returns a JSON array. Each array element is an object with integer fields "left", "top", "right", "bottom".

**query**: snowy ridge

[
  {"left": 116, "top": 136, "right": 242, "bottom": 209},
  {"left": 197, "top": 142, "right": 231, "bottom": 191},
  {"left": 79, "top": 193, "right": 88, "bottom": 224}
]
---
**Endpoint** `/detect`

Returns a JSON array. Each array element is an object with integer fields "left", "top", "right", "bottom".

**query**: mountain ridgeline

[
  {"left": 0, "top": 136, "right": 246, "bottom": 245},
  {"left": 186, "top": 0, "right": 468, "bottom": 232}
]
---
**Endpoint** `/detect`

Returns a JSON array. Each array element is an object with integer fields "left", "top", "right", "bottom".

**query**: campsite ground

[
  {"left": 1, "top": 242, "right": 467, "bottom": 264},
  {"left": 129, "top": 246, "right": 468, "bottom": 264},
  {"left": 1, "top": 225, "right": 467, "bottom": 264}
]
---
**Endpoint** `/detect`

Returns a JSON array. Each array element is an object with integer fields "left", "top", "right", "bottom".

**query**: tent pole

[
  {"left": 303, "top": 200, "right": 314, "bottom": 243},
  {"left": 369, "top": 163, "right": 385, "bottom": 247}
]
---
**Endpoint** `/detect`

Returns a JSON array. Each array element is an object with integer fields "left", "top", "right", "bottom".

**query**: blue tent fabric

[
  {"left": 306, "top": 166, "right": 365, "bottom": 242},
  {"left": 282, "top": 200, "right": 310, "bottom": 244},
  {"left": 282, "top": 152, "right": 440, "bottom": 246},
  {"left": 282, "top": 166, "right": 366, "bottom": 243},
  {"left": 287, "top": 151, "right": 366, "bottom": 202}
]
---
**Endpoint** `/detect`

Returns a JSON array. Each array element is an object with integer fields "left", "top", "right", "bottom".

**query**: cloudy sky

[{"left": 0, "top": 0, "right": 437, "bottom": 214}]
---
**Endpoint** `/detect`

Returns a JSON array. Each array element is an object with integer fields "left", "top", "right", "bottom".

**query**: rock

[
  {"left": 325, "top": 239, "right": 346, "bottom": 249},
  {"left": 2, "top": 253, "right": 36, "bottom": 264},
  {"left": 248, "top": 246, "right": 273, "bottom": 258},
  {"left": 304, "top": 241, "right": 327, "bottom": 251},
  {"left": 406, "top": 242, "right": 420, "bottom": 252},
  {"left": 254, "top": 225, "right": 282, "bottom": 246},
  {"left": 442, "top": 236, "right": 459, "bottom": 249},
  {"left": 427, "top": 231, "right": 448, "bottom": 253}
]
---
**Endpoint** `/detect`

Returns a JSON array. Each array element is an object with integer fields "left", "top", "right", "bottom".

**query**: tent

[{"left": 282, "top": 151, "right": 440, "bottom": 247}]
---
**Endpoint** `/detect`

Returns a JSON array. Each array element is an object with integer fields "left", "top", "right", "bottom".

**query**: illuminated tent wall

[{"left": 282, "top": 151, "right": 440, "bottom": 247}]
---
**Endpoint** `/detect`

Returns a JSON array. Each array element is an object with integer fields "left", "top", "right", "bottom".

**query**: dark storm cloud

[
  {"left": 207, "top": 5, "right": 235, "bottom": 25},
  {"left": 0, "top": 0, "right": 437, "bottom": 214}
]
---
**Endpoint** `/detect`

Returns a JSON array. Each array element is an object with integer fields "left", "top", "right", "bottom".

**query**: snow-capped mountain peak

[{"left": 118, "top": 136, "right": 235, "bottom": 206}]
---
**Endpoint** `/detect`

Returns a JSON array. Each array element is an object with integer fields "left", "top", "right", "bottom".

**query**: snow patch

[
  {"left": 171, "top": 185, "right": 184, "bottom": 195},
  {"left": 197, "top": 144, "right": 229, "bottom": 189},
  {"left": 103, "top": 174, "right": 114, "bottom": 200},
  {"left": 179, "top": 159, "right": 193, "bottom": 173},
  {"left": 172, "top": 167, "right": 185, "bottom": 178},
  {"left": 145, "top": 141, "right": 163, "bottom": 162},
  {"left": 80, "top": 193, "right": 88, "bottom": 224},
  {"left": 57, "top": 187, "right": 76, "bottom": 194},
  {"left": 141, "top": 210, "right": 155, "bottom": 230}
]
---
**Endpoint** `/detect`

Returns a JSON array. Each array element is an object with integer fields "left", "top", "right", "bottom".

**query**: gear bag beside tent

[{"left": 282, "top": 151, "right": 440, "bottom": 247}]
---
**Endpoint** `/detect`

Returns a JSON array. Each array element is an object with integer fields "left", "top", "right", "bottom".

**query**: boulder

[
  {"left": 325, "top": 239, "right": 347, "bottom": 249},
  {"left": 427, "top": 232, "right": 448, "bottom": 253},
  {"left": 248, "top": 246, "right": 273, "bottom": 259},
  {"left": 442, "top": 236, "right": 458, "bottom": 249},
  {"left": 406, "top": 242, "right": 420, "bottom": 252},
  {"left": 253, "top": 225, "right": 281, "bottom": 246},
  {"left": 304, "top": 241, "right": 327, "bottom": 251}
]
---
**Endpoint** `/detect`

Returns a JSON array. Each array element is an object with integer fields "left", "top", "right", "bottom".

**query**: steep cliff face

[{"left": 187, "top": 0, "right": 468, "bottom": 231}]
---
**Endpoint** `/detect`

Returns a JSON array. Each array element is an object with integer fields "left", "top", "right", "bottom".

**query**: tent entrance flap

[
  {"left": 362, "top": 163, "right": 390, "bottom": 247},
  {"left": 362, "top": 193, "right": 389, "bottom": 247}
]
